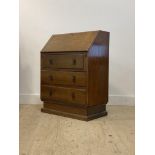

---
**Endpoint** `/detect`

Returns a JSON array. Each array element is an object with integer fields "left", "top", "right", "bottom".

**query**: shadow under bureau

[{"left": 40, "top": 30, "right": 110, "bottom": 121}]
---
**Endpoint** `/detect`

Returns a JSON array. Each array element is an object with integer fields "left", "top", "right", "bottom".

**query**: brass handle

[
  {"left": 49, "top": 59, "right": 53, "bottom": 64},
  {"left": 49, "top": 90, "right": 52, "bottom": 96},
  {"left": 72, "top": 76, "right": 76, "bottom": 83},
  {"left": 73, "top": 59, "right": 76, "bottom": 65},
  {"left": 49, "top": 75, "right": 53, "bottom": 81},
  {"left": 72, "top": 92, "right": 75, "bottom": 100}
]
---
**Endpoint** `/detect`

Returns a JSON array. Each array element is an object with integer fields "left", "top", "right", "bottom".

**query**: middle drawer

[{"left": 41, "top": 70, "right": 87, "bottom": 87}]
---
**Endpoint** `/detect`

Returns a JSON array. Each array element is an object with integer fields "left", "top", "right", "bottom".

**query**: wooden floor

[{"left": 20, "top": 104, "right": 135, "bottom": 155}]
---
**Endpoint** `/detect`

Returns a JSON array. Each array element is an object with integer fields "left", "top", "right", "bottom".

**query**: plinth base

[{"left": 41, "top": 102, "right": 107, "bottom": 121}]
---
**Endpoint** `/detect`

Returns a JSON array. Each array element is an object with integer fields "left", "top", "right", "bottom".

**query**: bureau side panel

[{"left": 88, "top": 31, "right": 110, "bottom": 106}]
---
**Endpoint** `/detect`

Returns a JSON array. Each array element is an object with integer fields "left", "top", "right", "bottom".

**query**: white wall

[{"left": 19, "top": 0, "right": 135, "bottom": 105}]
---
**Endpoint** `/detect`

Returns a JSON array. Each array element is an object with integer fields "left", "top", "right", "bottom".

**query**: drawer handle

[
  {"left": 72, "top": 92, "right": 75, "bottom": 100},
  {"left": 72, "top": 76, "right": 76, "bottom": 83},
  {"left": 49, "top": 90, "right": 52, "bottom": 96},
  {"left": 73, "top": 59, "right": 76, "bottom": 65},
  {"left": 49, "top": 59, "right": 53, "bottom": 65},
  {"left": 49, "top": 75, "right": 53, "bottom": 81}
]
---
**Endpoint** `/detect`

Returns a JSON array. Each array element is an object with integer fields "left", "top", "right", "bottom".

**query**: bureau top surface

[{"left": 41, "top": 30, "right": 108, "bottom": 52}]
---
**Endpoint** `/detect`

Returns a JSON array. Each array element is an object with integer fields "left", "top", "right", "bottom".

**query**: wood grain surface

[
  {"left": 41, "top": 31, "right": 99, "bottom": 52},
  {"left": 20, "top": 105, "right": 135, "bottom": 155},
  {"left": 41, "top": 70, "right": 87, "bottom": 87},
  {"left": 41, "top": 85, "right": 86, "bottom": 105},
  {"left": 41, "top": 53, "right": 86, "bottom": 70}
]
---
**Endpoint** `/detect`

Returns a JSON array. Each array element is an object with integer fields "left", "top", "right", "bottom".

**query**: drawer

[
  {"left": 41, "top": 53, "right": 85, "bottom": 70},
  {"left": 41, "top": 85, "right": 86, "bottom": 105},
  {"left": 41, "top": 70, "right": 87, "bottom": 87}
]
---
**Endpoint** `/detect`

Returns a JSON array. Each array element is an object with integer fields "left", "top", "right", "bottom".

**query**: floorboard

[{"left": 20, "top": 104, "right": 135, "bottom": 155}]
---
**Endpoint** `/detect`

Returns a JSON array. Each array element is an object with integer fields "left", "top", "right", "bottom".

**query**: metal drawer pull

[
  {"left": 49, "top": 75, "right": 53, "bottom": 81},
  {"left": 72, "top": 92, "right": 75, "bottom": 100},
  {"left": 73, "top": 59, "right": 76, "bottom": 65},
  {"left": 72, "top": 76, "right": 76, "bottom": 83},
  {"left": 49, "top": 59, "right": 53, "bottom": 64},
  {"left": 49, "top": 90, "right": 52, "bottom": 96}
]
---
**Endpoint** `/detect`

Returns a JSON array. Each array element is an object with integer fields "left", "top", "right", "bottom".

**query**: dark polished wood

[
  {"left": 41, "top": 53, "right": 86, "bottom": 70},
  {"left": 41, "top": 102, "right": 107, "bottom": 121},
  {"left": 41, "top": 31, "right": 99, "bottom": 52},
  {"left": 40, "top": 30, "right": 110, "bottom": 121},
  {"left": 88, "top": 31, "right": 110, "bottom": 106},
  {"left": 41, "top": 85, "right": 86, "bottom": 105},
  {"left": 41, "top": 70, "right": 87, "bottom": 87}
]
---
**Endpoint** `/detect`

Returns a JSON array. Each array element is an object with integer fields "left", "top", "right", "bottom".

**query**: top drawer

[{"left": 41, "top": 53, "right": 85, "bottom": 70}]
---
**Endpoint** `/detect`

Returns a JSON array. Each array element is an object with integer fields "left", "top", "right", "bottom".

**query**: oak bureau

[{"left": 40, "top": 30, "right": 110, "bottom": 121}]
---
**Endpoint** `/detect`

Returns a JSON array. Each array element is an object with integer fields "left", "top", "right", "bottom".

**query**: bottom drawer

[{"left": 41, "top": 85, "right": 86, "bottom": 105}]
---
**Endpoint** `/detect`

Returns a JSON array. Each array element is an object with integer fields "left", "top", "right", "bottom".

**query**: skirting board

[{"left": 19, "top": 94, "right": 135, "bottom": 106}]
